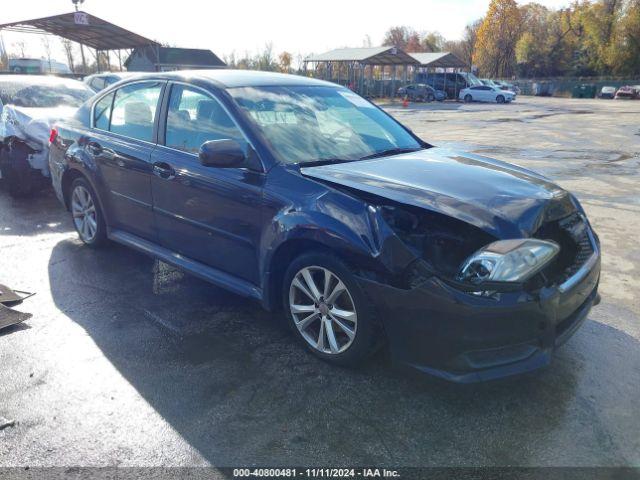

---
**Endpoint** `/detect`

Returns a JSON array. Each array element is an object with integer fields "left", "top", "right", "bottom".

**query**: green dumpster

[{"left": 572, "top": 84, "right": 597, "bottom": 98}]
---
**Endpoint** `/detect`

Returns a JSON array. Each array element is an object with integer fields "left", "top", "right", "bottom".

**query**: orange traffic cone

[{"left": 402, "top": 96, "right": 409, "bottom": 108}]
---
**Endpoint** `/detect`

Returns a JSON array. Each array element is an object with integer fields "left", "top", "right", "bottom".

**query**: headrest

[
  {"left": 125, "top": 102, "right": 152, "bottom": 125},
  {"left": 196, "top": 100, "right": 235, "bottom": 128}
]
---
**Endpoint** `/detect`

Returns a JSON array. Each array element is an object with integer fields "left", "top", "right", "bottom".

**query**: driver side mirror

[{"left": 199, "top": 139, "right": 246, "bottom": 168}]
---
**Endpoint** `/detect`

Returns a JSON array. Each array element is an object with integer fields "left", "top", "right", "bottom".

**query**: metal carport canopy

[
  {"left": 306, "top": 47, "right": 419, "bottom": 65},
  {"left": 0, "top": 11, "right": 158, "bottom": 50},
  {"left": 410, "top": 52, "right": 466, "bottom": 69}
]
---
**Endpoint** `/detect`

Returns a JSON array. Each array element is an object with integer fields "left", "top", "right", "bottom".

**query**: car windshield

[
  {"left": 229, "top": 85, "right": 422, "bottom": 164},
  {"left": 0, "top": 78, "right": 93, "bottom": 108}
]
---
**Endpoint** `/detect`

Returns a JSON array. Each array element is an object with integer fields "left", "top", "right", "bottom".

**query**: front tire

[
  {"left": 283, "top": 252, "right": 380, "bottom": 366},
  {"left": 464, "top": 94, "right": 472, "bottom": 103},
  {"left": 496, "top": 95, "right": 505, "bottom": 104},
  {"left": 69, "top": 177, "right": 107, "bottom": 247}
]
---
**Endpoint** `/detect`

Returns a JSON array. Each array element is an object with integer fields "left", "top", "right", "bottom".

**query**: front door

[
  {"left": 89, "top": 81, "right": 164, "bottom": 240},
  {"left": 150, "top": 83, "right": 265, "bottom": 285}
]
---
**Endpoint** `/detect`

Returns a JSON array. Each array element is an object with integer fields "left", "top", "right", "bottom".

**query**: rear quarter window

[{"left": 94, "top": 92, "right": 114, "bottom": 130}]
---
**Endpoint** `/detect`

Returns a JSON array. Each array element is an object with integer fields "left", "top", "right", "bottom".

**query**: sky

[{"left": 1, "top": 0, "right": 576, "bottom": 64}]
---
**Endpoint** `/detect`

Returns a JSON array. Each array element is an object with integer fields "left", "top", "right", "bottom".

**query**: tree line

[
  {"left": 383, "top": 0, "right": 640, "bottom": 78},
  {"left": 2, "top": 0, "right": 638, "bottom": 79}
]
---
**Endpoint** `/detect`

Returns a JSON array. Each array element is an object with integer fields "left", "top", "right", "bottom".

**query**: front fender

[{"left": 259, "top": 189, "right": 421, "bottom": 310}]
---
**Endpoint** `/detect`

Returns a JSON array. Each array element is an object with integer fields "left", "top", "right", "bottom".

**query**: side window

[
  {"left": 110, "top": 82, "right": 162, "bottom": 142},
  {"left": 93, "top": 92, "right": 114, "bottom": 130},
  {"left": 165, "top": 84, "right": 247, "bottom": 154}
]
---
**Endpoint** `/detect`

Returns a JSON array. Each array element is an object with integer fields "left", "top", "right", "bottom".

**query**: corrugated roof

[
  {"left": 306, "top": 47, "right": 419, "bottom": 65},
  {"left": 124, "top": 47, "right": 226, "bottom": 68},
  {"left": 157, "top": 48, "right": 225, "bottom": 67},
  {"left": 410, "top": 52, "right": 466, "bottom": 68},
  {"left": 0, "top": 11, "right": 158, "bottom": 50}
]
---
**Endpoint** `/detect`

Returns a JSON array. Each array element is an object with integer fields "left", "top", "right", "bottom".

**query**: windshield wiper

[
  {"left": 358, "top": 147, "right": 422, "bottom": 160},
  {"left": 297, "top": 158, "right": 355, "bottom": 167}
]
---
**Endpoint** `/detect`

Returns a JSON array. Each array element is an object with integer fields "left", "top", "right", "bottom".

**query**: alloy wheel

[
  {"left": 71, "top": 185, "right": 98, "bottom": 243},
  {"left": 289, "top": 266, "right": 357, "bottom": 355}
]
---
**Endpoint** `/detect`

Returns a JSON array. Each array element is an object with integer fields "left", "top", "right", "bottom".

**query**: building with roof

[
  {"left": 304, "top": 47, "right": 467, "bottom": 98},
  {"left": 0, "top": 11, "right": 159, "bottom": 73},
  {"left": 124, "top": 46, "right": 226, "bottom": 72},
  {"left": 0, "top": 11, "right": 225, "bottom": 74}
]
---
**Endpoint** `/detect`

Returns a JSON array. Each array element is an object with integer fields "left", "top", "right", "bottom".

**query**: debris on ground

[
  {"left": 0, "top": 304, "right": 32, "bottom": 330},
  {"left": 0, "top": 284, "right": 34, "bottom": 331},
  {"left": 0, "top": 417, "right": 16, "bottom": 430},
  {"left": 0, "top": 284, "right": 34, "bottom": 306}
]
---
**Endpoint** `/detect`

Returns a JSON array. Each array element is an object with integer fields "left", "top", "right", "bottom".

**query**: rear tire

[
  {"left": 427, "top": 93, "right": 435, "bottom": 102},
  {"left": 69, "top": 177, "right": 107, "bottom": 248},
  {"left": 464, "top": 94, "right": 472, "bottom": 103},
  {"left": 282, "top": 251, "right": 380, "bottom": 367}
]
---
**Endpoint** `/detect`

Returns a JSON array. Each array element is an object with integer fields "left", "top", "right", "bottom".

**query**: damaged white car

[{"left": 0, "top": 75, "right": 94, "bottom": 197}]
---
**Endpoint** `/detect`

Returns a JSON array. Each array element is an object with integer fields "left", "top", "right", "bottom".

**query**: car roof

[
  {"left": 118, "top": 69, "right": 338, "bottom": 89},
  {"left": 0, "top": 74, "right": 88, "bottom": 88}
]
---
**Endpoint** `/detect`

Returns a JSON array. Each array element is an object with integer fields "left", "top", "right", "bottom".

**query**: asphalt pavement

[{"left": 0, "top": 96, "right": 638, "bottom": 468}]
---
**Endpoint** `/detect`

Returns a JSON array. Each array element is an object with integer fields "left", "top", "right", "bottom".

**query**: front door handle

[{"left": 152, "top": 162, "right": 176, "bottom": 180}]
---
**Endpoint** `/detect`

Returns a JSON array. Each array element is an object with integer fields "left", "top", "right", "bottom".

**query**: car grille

[{"left": 533, "top": 212, "right": 595, "bottom": 286}]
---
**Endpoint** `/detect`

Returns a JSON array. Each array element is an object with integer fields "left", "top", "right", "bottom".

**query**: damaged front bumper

[{"left": 357, "top": 245, "right": 601, "bottom": 383}]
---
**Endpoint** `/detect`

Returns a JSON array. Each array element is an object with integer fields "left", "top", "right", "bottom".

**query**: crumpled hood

[
  {"left": 0, "top": 105, "right": 77, "bottom": 145},
  {"left": 301, "top": 147, "right": 578, "bottom": 238}
]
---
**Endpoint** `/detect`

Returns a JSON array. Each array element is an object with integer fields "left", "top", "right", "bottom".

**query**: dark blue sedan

[{"left": 48, "top": 70, "right": 601, "bottom": 382}]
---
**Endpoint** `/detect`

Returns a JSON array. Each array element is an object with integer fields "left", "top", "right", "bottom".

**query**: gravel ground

[{"left": 0, "top": 96, "right": 638, "bottom": 468}]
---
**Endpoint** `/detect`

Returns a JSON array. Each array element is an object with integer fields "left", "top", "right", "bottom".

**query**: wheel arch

[
  {"left": 262, "top": 238, "right": 353, "bottom": 312},
  {"left": 60, "top": 168, "right": 111, "bottom": 229}
]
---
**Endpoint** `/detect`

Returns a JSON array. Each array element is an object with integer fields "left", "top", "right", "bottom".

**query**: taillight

[{"left": 49, "top": 128, "right": 58, "bottom": 144}]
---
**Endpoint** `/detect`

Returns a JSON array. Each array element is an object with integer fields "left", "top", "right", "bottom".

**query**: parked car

[
  {"left": 8, "top": 58, "right": 71, "bottom": 75},
  {"left": 599, "top": 86, "right": 617, "bottom": 99},
  {"left": 415, "top": 72, "right": 482, "bottom": 101},
  {"left": 49, "top": 70, "right": 600, "bottom": 382},
  {"left": 480, "top": 79, "right": 521, "bottom": 95},
  {"left": 459, "top": 85, "right": 516, "bottom": 103},
  {"left": 614, "top": 86, "right": 638, "bottom": 100},
  {"left": 397, "top": 84, "right": 445, "bottom": 102},
  {"left": 84, "top": 72, "right": 136, "bottom": 92},
  {"left": 0, "top": 75, "right": 94, "bottom": 197}
]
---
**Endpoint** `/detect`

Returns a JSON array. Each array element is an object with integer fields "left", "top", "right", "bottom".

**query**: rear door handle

[
  {"left": 86, "top": 141, "right": 102, "bottom": 155},
  {"left": 152, "top": 162, "right": 176, "bottom": 180}
]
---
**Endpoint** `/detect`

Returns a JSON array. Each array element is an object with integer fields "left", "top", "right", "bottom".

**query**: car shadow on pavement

[
  {"left": 0, "top": 189, "right": 69, "bottom": 237},
  {"left": 47, "top": 238, "right": 640, "bottom": 467}
]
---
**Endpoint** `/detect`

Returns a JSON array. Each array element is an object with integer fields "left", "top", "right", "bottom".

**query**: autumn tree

[
  {"left": 421, "top": 32, "right": 446, "bottom": 52},
  {"left": 609, "top": 0, "right": 640, "bottom": 74},
  {"left": 382, "top": 26, "right": 413, "bottom": 49},
  {"left": 278, "top": 51, "right": 292, "bottom": 73},
  {"left": 255, "top": 43, "right": 277, "bottom": 71},
  {"left": 12, "top": 40, "right": 28, "bottom": 58},
  {"left": 474, "top": 0, "right": 522, "bottom": 77},
  {"left": 60, "top": 38, "right": 76, "bottom": 73},
  {"left": 41, "top": 36, "right": 53, "bottom": 72}
]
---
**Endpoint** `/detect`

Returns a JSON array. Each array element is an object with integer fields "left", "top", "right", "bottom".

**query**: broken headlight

[{"left": 457, "top": 239, "right": 559, "bottom": 284}]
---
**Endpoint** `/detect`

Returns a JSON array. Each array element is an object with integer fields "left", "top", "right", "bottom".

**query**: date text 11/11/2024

[{"left": 232, "top": 468, "right": 401, "bottom": 478}]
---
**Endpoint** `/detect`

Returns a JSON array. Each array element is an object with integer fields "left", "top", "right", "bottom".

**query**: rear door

[{"left": 88, "top": 81, "right": 165, "bottom": 240}]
